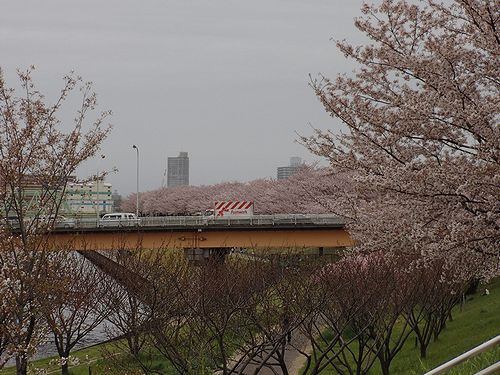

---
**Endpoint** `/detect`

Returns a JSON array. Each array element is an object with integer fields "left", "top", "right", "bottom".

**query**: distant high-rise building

[
  {"left": 289, "top": 156, "right": 302, "bottom": 167},
  {"left": 167, "top": 152, "right": 189, "bottom": 187},
  {"left": 112, "top": 189, "right": 122, "bottom": 212},
  {"left": 277, "top": 157, "right": 303, "bottom": 180}
]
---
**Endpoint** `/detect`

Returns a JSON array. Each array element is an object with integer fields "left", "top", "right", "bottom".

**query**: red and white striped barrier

[{"left": 215, "top": 201, "right": 254, "bottom": 218}]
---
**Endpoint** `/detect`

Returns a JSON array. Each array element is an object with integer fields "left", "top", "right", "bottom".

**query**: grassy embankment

[{"left": 305, "top": 278, "right": 500, "bottom": 374}]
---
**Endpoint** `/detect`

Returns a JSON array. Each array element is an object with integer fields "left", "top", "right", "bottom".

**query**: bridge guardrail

[
  {"left": 141, "top": 214, "right": 345, "bottom": 228},
  {"left": 61, "top": 214, "right": 346, "bottom": 231}
]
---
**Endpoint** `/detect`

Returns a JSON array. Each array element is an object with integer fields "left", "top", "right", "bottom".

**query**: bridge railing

[
  {"left": 63, "top": 214, "right": 345, "bottom": 230},
  {"left": 130, "top": 214, "right": 345, "bottom": 228}
]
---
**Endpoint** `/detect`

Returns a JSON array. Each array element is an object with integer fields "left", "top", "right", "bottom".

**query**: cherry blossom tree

[
  {"left": 299, "top": 0, "right": 499, "bottom": 278},
  {"left": 40, "top": 253, "right": 114, "bottom": 375},
  {"left": 122, "top": 166, "right": 338, "bottom": 216},
  {"left": 0, "top": 67, "right": 110, "bottom": 374},
  {"left": 299, "top": 254, "right": 385, "bottom": 375},
  {"left": 105, "top": 290, "right": 149, "bottom": 358},
  {"left": 405, "top": 256, "right": 470, "bottom": 359},
  {"left": 145, "top": 254, "right": 280, "bottom": 375},
  {"left": 236, "top": 255, "right": 319, "bottom": 375},
  {"left": 0, "top": 239, "right": 15, "bottom": 369},
  {"left": 102, "top": 249, "right": 163, "bottom": 361}
]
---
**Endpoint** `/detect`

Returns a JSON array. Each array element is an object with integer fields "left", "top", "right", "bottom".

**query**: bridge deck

[{"left": 37, "top": 214, "right": 351, "bottom": 251}]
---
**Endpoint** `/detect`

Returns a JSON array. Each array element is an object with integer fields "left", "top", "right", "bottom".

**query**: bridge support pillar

[{"left": 184, "top": 248, "right": 228, "bottom": 264}]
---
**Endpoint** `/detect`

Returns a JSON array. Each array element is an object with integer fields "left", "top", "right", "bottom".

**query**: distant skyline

[{"left": 1, "top": 0, "right": 368, "bottom": 195}]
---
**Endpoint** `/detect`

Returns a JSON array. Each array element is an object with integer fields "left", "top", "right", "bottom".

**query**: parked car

[
  {"left": 34, "top": 215, "right": 76, "bottom": 229},
  {"left": 51, "top": 215, "right": 77, "bottom": 229},
  {"left": 99, "top": 213, "right": 140, "bottom": 227},
  {"left": 7, "top": 215, "right": 76, "bottom": 230}
]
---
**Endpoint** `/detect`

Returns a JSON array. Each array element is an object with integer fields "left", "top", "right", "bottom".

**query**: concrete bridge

[{"left": 45, "top": 214, "right": 353, "bottom": 260}]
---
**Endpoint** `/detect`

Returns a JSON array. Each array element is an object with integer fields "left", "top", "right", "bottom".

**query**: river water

[{"left": 5, "top": 323, "right": 109, "bottom": 367}]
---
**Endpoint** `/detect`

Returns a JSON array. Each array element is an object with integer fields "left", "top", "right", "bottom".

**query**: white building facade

[{"left": 65, "top": 179, "right": 113, "bottom": 217}]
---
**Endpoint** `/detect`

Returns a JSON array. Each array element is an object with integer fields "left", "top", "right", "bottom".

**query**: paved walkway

[{"left": 235, "top": 333, "right": 310, "bottom": 375}]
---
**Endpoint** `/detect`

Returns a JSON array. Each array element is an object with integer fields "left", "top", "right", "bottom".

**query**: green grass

[
  {"left": 448, "top": 345, "right": 500, "bottom": 375},
  {"left": 0, "top": 342, "right": 178, "bottom": 375},
  {"left": 305, "top": 279, "right": 500, "bottom": 374},
  {"left": 0, "top": 344, "right": 107, "bottom": 375},
  {"left": 389, "top": 280, "right": 500, "bottom": 375}
]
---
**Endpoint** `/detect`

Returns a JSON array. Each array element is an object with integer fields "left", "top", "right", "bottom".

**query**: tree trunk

[
  {"left": 61, "top": 361, "right": 69, "bottom": 375},
  {"left": 127, "top": 335, "right": 140, "bottom": 357},
  {"left": 420, "top": 344, "right": 427, "bottom": 359},
  {"left": 15, "top": 356, "right": 28, "bottom": 375},
  {"left": 59, "top": 349, "right": 71, "bottom": 375},
  {"left": 380, "top": 361, "right": 390, "bottom": 375},
  {"left": 278, "top": 344, "right": 289, "bottom": 375},
  {"left": 132, "top": 338, "right": 140, "bottom": 357}
]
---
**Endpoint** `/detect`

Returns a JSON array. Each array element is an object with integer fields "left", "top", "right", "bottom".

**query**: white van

[{"left": 99, "top": 213, "right": 140, "bottom": 227}]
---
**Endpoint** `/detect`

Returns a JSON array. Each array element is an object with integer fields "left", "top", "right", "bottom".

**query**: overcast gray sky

[{"left": 1, "top": 0, "right": 366, "bottom": 195}]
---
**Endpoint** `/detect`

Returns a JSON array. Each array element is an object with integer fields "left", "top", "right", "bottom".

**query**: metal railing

[
  {"left": 69, "top": 214, "right": 345, "bottom": 230},
  {"left": 424, "top": 335, "right": 499, "bottom": 375},
  {"left": 4, "top": 214, "right": 346, "bottom": 232},
  {"left": 142, "top": 213, "right": 344, "bottom": 227}
]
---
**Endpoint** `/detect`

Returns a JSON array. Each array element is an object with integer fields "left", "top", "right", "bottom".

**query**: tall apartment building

[
  {"left": 167, "top": 152, "right": 189, "bottom": 187},
  {"left": 277, "top": 157, "right": 303, "bottom": 180}
]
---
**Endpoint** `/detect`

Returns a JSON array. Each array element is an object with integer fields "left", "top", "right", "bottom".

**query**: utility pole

[
  {"left": 96, "top": 154, "right": 105, "bottom": 222},
  {"left": 132, "top": 145, "right": 139, "bottom": 217}
]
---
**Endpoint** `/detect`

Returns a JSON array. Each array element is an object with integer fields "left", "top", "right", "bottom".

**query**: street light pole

[
  {"left": 96, "top": 154, "right": 105, "bottom": 222},
  {"left": 132, "top": 145, "right": 139, "bottom": 217}
]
